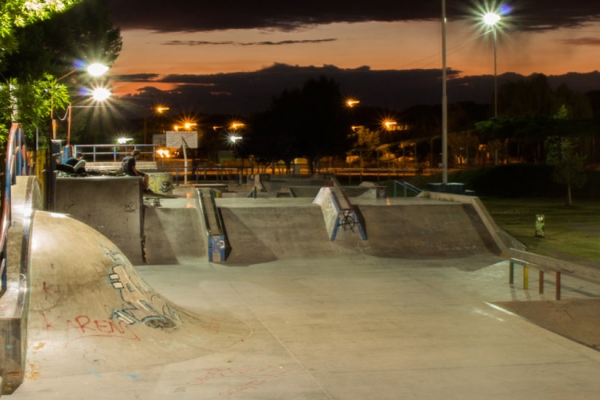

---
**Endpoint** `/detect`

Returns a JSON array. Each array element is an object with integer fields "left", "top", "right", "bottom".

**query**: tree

[
  {"left": 546, "top": 105, "right": 587, "bottom": 206},
  {"left": 476, "top": 75, "right": 594, "bottom": 164},
  {"left": 0, "top": 0, "right": 81, "bottom": 54},
  {"left": 247, "top": 76, "right": 353, "bottom": 173},
  {"left": 0, "top": 0, "right": 122, "bottom": 143},
  {"left": 1, "top": 0, "right": 122, "bottom": 81}
]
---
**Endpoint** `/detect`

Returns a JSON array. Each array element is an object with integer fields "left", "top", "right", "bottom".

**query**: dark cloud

[
  {"left": 112, "top": 73, "right": 160, "bottom": 82},
  {"left": 163, "top": 39, "right": 337, "bottom": 46},
  {"left": 560, "top": 38, "right": 600, "bottom": 46},
  {"left": 113, "top": 64, "right": 600, "bottom": 117},
  {"left": 108, "top": 0, "right": 600, "bottom": 34}
]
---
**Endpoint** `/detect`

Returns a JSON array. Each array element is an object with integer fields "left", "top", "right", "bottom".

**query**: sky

[{"left": 105, "top": 0, "right": 600, "bottom": 116}]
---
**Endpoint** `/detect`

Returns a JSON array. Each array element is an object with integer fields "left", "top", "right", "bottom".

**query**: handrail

[
  {"left": 73, "top": 144, "right": 156, "bottom": 162},
  {"left": 393, "top": 180, "right": 422, "bottom": 197},
  {"left": 1, "top": 123, "right": 27, "bottom": 293}
]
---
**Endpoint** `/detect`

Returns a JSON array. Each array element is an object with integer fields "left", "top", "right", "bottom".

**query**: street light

[
  {"left": 173, "top": 122, "right": 197, "bottom": 131},
  {"left": 52, "top": 62, "right": 109, "bottom": 139},
  {"left": 67, "top": 86, "right": 111, "bottom": 147},
  {"left": 483, "top": 11, "right": 501, "bottom": 118},
  {"left": 383, "top": 120, "right": 397, "bottom": 130},
  {"left": 144, "top": 105, "right": 170, "bottom": 143},
  {"left": 441, "top": 0, "right": 448, "bottom": 183}
]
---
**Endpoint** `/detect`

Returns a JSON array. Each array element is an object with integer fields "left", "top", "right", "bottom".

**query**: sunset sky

[{"left": 106, "top": 1, "right": 600, "bottom": 115}]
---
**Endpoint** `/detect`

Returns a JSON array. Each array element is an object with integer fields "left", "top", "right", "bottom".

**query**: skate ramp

[
  {"left": 353, "top": 203, "right": 501, "bottom": 259},
  {"left": 54, "top": 177, "right": 144, "bottom": 264},
  {"left": 219, "top": 198, "right": 500, "bottom": 265},
  {"left": 220, "top": 205, "right": 364, "bottom": 266},
  {"left": 144, "top": 207, "right": 206, "bottom": 264},
  {"left": 26, "top": 211, "right": 250, "bottom": 378}
]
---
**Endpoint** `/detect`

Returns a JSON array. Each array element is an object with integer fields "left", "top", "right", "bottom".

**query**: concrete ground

[{"left": 9, "top": 189, "right": 600, "bottom": 399}]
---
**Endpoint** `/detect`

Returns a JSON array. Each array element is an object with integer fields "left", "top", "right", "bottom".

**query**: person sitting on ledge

[{"left": 122, "top": 149, "right": 154, "bottom": 193}]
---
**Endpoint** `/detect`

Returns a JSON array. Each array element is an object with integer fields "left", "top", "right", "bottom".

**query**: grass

[{"left": 480, "top": 197, "right": 600, "bottom": 263}]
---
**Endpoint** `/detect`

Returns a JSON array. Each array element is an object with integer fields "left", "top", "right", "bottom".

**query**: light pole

[
  {"left": 144, "top": 105, "right": 170, "bottom": 144},
  {"left": 483, "top": 11, "right": 501, "bottom": 165},
  {"left": 67, "top": 87, "right": 111, "bottom": 147},
  {"left": 52, "top": 62, "right": 109, "bottom": 140},
  {"left": 441, "top": 0, "right": 448, "bottom": 183},
  {"left": 483, "top": 12, "right": 501, "bottom": 118}
]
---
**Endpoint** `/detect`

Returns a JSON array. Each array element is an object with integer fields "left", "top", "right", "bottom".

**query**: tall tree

[
  {"left": 0, "top": 0, "right": 84, "bottom": 140},
  {"left": 0, "top": 0, "right": 82, "bottom": 55},
  {"left": 1, "top": 0, "right": 122, "bottom": 81},
  {"left": 248, "top": 77, "right": 353, "bottom": 173},
  {"left": 546, "top": 105, "right": 587, "bottom": 206},
  {"left": 0, "top": 0, "right": 122, "bottom": 143}
]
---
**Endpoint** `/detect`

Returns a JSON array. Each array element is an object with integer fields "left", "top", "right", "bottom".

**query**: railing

[
  {"left": 73, "top": 144, "right": 156, "bottom": 162},
  {"left": 1, "top": 124, "right": 28, "bottom": 293},
  {"left": 393, "top": 180, "right": 422, "bottom": 197},
  {"left": 162, "top": 166, "right": 242, "bottom": 186}
]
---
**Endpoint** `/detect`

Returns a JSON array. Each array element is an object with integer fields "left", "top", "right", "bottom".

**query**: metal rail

[
  {"left": 73, "top": 144, "right": 156, "bottom": 162},
  {"left": 1, "top": 123, "right": 28, "bottom": 293},
  {"left": 393, "top": 180, "right": 422, "bottom": 197}
]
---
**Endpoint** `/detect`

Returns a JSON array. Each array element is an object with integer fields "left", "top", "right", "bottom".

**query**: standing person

[
  {"left": 65, "top": 152, "right": 87, "bottom": 175},
  {"left": 122, "top": 149, "right": 152, "bottom": 193}
]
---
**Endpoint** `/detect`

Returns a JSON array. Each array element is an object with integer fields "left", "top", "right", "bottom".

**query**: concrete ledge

[
  {"left": 198, "top": 188, "right": 226, "bottom": 262},
  {"left": 54, "top": 177, "right": 144, "bottom": 264}
]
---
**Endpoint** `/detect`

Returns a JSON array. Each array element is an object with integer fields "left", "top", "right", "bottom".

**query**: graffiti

[
  {"left": 159, "top": 180, "right": 173, "bottom": 194},
  {"left": 101, "top": 244, "right": 183, "bottom": 328},
  {"left": 41, "top": 313, "right": 140, "bottom": 343}
]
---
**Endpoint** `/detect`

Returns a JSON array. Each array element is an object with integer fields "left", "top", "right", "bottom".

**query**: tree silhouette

[{"left": 248, "top": 76, "right": 353, "bottom": 173}]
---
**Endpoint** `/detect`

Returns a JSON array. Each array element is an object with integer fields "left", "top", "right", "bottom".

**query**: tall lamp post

[
  {"left": 144, "top": 105, "right": 170, "bottom": 144},
  {"left": 52, "top": 62, "right": 109, "bottom": 139},
  {"left": 483, "top": 12, "right": 501, "bottom": 118},
  {"left": 483, "top": 11, "right": 501, "bottom": 165},
  {"left": 441, "top": 0, "right": 448, "bottom": 183},
  {"left": 67, "top": 87, "right": 111, "bottom": 147}
]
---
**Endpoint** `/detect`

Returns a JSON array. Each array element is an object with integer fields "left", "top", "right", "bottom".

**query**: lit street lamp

[
  {"left": 144, "top": 105, "right": 170, "bottom": 143},
  {"left": 483, "top": 11, "right": 501, "bottom": 118},
  {"left": 383, "top": 120, "right": 397, "bottom": 130},
  {"left": 52, "top": 62, "right": 109, "bottom": 139},
  {"left": 346, "top": 99, "right": 360, "bottom": 108},
  {"left": 67, "top": 86, "right": 111, "bottom": 147},
  {"left": 441, "top": 0, "right": 448, "bottom": 183}
]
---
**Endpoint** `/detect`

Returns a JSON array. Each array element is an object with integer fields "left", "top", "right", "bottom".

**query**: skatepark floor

[{"left": 11, "top": 191, "right": 600, "bottom": 399}]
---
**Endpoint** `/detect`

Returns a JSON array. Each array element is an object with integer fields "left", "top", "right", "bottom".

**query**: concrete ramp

[
  {"left": 26, "top": 211, "right": 249, "bottom": 378},
  {"left": 217, "top": 198, "right": 500, "bottom": 265},
  {"left": 54, "top": 177, "right": 144, "bottom": 264},
  {"left": 144, "top": 207, "right": 206, "bottom": 264},
  {"left": 219, "top": 203, "right": 364, "bottom": 266},
  {"left": 354, "top": 202, "right": 501, "bottom": 259}
]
